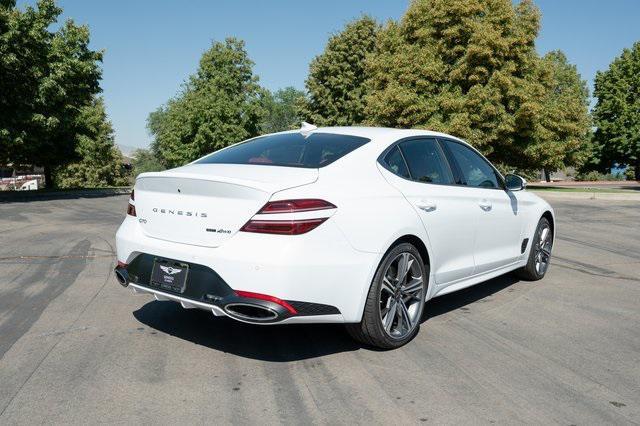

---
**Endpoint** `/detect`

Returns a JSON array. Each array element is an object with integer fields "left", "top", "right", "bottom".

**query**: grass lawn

[{"left": 528, "top": 186, "right": 634, "bottom": 194}]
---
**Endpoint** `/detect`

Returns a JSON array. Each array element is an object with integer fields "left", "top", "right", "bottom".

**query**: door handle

[
  {"left": 417, "top": 200, "right": 437, "bottom": 212},
  {"left": 478, "top": 199, "right": 492, "bottom": 211}
]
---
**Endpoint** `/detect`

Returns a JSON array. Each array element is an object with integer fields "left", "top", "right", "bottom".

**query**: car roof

[{"left": 285, "top": 126, "right": 467, "bottom": 144}]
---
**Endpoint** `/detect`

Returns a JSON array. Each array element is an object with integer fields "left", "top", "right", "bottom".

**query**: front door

[
  {"left": 378, "top": 138, "right": 477, "bottom": 285},
  {"left": 440, "top": 139, "right": 523, "bottom": 274}
]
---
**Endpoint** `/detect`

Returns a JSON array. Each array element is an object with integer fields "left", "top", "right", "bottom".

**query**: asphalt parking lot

[{"left": 0, "top": 194, "right": 638, "bottom": 424}]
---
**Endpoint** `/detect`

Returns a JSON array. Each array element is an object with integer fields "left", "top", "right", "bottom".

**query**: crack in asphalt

[
  {"left": 553, "top": 257, "right": 640, "bottom": 282},
  {"left": 557, "top": 235, "right": 640, "bottom": 260},
  {"left": 35, "top": 326, "right": 95, "bottom": 338}
]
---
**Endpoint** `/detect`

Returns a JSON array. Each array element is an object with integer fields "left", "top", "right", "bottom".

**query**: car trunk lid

[{"left": 134, "top": 164, "right": 318, "bottom": 247}]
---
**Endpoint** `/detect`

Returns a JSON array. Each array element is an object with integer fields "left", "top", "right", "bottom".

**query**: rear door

[
  {"left": 378, "top": 138, "right": 477, "bottom": 285},
  {"left": 440, "top": 139, "right": 524, "bottom": 274}
]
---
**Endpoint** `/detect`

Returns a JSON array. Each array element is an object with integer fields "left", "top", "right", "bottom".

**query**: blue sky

[{"left": 16, "top": 0, "right": 640, "bottom": 149}]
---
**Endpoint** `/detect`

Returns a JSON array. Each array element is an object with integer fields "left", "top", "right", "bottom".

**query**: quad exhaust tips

[{"left": 114, "top": 267, "right": 129, "bottom": 287}]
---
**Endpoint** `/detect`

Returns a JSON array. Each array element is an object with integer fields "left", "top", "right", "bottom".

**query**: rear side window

[
  {"left": 398, "top": 139, "right": 454, "bottom": 184},
  {"left": 443, "top": 141, "right": 500, "bottom": 188},
  {"left": 196, "top": 132, "right": 370, "bottom": 168},
  {"left": 383, "top": 146, "right": 411, "bottom": 179}
]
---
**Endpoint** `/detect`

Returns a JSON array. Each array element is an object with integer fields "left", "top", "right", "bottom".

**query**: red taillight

[
  {"left": 240, "top": 218, "right": 327, "bottom": 235},
  {"left": 258, "top": 199, "right": 336, "bottom": 214},
  {"left": 127, "top": 189, "right": 136, "bottom": 216},
  {"left": 235, "top": 290, "right": 297, "bottom": 314},
  {"left": 240, "top": 198, "right": 336, "bottom": 235},
  {"left": 127, "top": 203, "right": 136, "bottom": 216}
]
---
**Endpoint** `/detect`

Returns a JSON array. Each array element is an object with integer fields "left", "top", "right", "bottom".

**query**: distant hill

[{"left": 116, "top": 144, "right": 139, "bottom": 159}]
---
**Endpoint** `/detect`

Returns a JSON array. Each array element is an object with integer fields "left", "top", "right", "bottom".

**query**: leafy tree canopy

[
  {"left": 592, "top": 42, "right": 640, "bottom": 180},
  {"left": 149, "top": 38, "right": 265, "bottom": 168},
  {"left": 0, "top": 0, "right": 103, "bottom": 186},
  {"left": 529, "top": 50, "right": 591, "bottom": 174},
  {"left": 261, "top": 87, "right": 305, "bottom": 133},
  {"left": 54, "top": 97, "right": 129, "bottom": 188},
  {"left": 364, "top": 0, "right": 590, "bottom": 173},
  {"left": 131, "top": 148, "right": 165, "bottom": 178},
  {"left": 301, "top": 16, "right": 379, "bottom": 126}
]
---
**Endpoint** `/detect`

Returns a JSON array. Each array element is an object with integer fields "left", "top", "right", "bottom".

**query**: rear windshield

[{"left": 195, "top": 132, "right": 370, "bottom": 168}]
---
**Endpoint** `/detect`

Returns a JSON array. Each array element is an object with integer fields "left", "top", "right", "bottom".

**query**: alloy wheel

[
  {"left": 379, "top": 252, "right": 424, "bottom": 339},
  {"left": 534, "top": 224, "right": 552, "bottom": 275}
]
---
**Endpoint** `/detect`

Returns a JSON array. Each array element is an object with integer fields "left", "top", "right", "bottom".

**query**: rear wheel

[
  {"left": 517, "top": 217, "right": 553, "bottom": 281},
  {"left": 346, "top": 243, "right": 427, "bottom": 349}
]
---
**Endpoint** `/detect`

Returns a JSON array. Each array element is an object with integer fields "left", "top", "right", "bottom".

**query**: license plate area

[{"left": 150, "top": 258, "right": 189, "bottom": 294}]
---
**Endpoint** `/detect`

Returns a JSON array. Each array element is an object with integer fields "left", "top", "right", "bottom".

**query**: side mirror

[{"left": 505, "top": 174, "right": 526, "bottom": 191}]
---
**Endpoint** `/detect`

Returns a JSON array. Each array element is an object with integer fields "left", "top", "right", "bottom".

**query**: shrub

[{"left": 575, "top": 170, "right": 624, "bottom": 181}]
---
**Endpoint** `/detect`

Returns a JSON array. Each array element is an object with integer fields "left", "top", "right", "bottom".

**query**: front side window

[
  {"left": 444, "top": 141, "right": 500, "bottom": 189},
  {"left": 196, "top": 132, "right": 370, "bottom": 168},
  {"left": 398, "top": 139, "right": 454, "bottom": 184}
]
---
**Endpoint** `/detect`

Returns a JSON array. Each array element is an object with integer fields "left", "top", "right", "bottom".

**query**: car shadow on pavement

[
  {"left": 423, "top": 273, "right": 521, "bottom": 321},
  {"left": 133, "top": 273, "right": 521, "bottom": 361},
  {"left": 133, "top": 302, "right": 361, "bottom": 361}
]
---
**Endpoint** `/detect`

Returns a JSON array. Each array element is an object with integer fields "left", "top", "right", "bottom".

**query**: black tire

[
  {"left": 346, "top": 242, "right": 428, "bottom": 349},
  {"left": 517, "top": 217, "right": 553, "bottom": 281}
]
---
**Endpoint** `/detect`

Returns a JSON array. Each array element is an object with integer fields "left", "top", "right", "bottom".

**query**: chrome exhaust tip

[
  {"left": 224, "top": 303, "right": 279, "bottom": 322},
  {"left": 114, "top": 267, "right": 129, "bottom": 287}
]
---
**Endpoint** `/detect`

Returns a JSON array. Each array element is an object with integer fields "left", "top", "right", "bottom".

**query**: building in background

[{"left": 0, "top": 165, "right": 45, "bottom": 191}]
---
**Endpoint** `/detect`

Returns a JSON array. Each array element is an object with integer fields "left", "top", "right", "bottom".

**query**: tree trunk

[
  {"left": 543, "top": 168, "right": 551, "bottom": 182},
  {"left": 43, "top": 166, "right": 53, "bottom": 189}
]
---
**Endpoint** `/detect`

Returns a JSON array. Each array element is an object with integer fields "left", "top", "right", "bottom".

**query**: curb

[
  {"left": 530, "top": 190, "right": 640, "bottom": 202},
  {"left": 0, "top": 187, "right": 132, "bottom": 202}
]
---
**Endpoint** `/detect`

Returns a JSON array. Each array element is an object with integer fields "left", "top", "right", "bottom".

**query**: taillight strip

[
  {"left": 234, "top": 290, "right": 297, "bottom": 314},
  {"left": 240, "top": 218, "right": 327, "bottom": 235},
  {"left": 251, "top": 209, "right": 335, "bottom": 221},
  {"left": 258, "top": 199, "right": 336, "bottom": 214}
]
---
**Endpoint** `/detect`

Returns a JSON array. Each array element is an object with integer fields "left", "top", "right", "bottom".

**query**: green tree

[
  {"left": 54, "top": 97, "right": 129, "bottom": 188},
  {"left": 0, "top": 0, "right": 103, "bottom": 187},
  {"left": 532, "top": 51, "right": 591, "bottom": 180},
  {"left": 261, "top": 87, "right": 305, "bottom": 133},
  {"left": 301, "top": 16, "right": 379, "bottom": 126},
  {"left": 364, "top": 0, "right": 590, "bottom": 173},
  {"left": 149, "top": 38, "right": 265, "bottom": 168},
  {"left": 131, "top": 148, "right": 164, "bottom": 178},
  {"left": 592, "top": 42, "right": 640, "bottom": 180}
]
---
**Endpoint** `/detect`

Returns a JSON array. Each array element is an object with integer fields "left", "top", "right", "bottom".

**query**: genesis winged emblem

[{"left": 160, "top": 265, "right": 182, "bottom": 275}]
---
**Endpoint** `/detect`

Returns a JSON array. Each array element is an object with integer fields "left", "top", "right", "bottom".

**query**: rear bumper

[
  {"left": 115, "top": 254, "right": 341, "bottom": 324},
  {"left": 127, "top": 283, "right": 345, "bottom": 325},
  {"left": 115, "top": 215, "right": 379, "bottom": 323}
]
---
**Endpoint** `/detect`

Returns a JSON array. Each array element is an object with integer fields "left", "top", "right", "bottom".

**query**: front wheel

[
  {"left": 346, "top": 243, "right": 428, "bottom": 349},
  {"left": 517, "top": 217, "right": 553, "bottom": 281}
]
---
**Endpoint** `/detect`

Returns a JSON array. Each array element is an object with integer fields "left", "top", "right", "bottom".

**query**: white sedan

[{"left": 115, "top": 125, "right": 554, "bottom": 349}]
